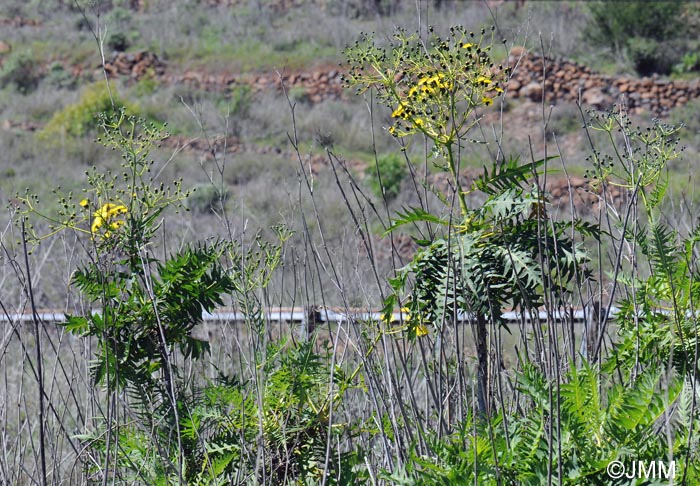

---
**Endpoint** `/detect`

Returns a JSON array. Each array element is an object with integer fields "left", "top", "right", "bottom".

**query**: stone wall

[
  {"left": 47, "top": 47, "right": 700, "bottom": 115},
  {"left": 507, "top": 47, "right": 700, "bottom": 116}
]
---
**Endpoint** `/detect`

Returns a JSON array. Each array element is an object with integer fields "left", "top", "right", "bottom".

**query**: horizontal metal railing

[{"left": 1, "top": 306, "right": 620, "bottom": 325}]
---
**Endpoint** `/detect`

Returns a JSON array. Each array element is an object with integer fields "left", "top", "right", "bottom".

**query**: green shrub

[
  {"left": 227, "top": 84, "right": 252, "bottom": 117},
  {"left": 0, "top": 50, "right": 43, "bottom": 94},
  {"left": 186, "top": 183, "right": 228, "bottom": 214},
  {"left": 584, "top": 1, "right": 688, "bottom": 75},
  {"left": 45, "top": 62, "right": 75, "bottom": 90},
  {"left": 106, "top": 32, "right": 130, "bottom": 52},
  {"left": 221, "top": 84, "right": 252, "bottom": 136},
  {"left": 132, "top": 74, "right": 159, "bottom": 96},
  {"left": 40, "top": 82, "right": 142, "bottom": 140},
  {"left": 674, "top": 49, "right": 700, "bottom": 75},
  {"left": 627, "top": 36, "right": 685, "bottom": 77},
  {"left": 366, "top": 152, "right": 406, "bottom": 200}
]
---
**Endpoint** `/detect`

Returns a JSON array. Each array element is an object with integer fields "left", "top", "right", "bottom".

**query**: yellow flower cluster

[
  {"left": 415, "top": 323, "right": 429, "bottom": 337},
  {"left": 90, "top": 202, "right": 128, "bottom": 238},
  {"left": 409, "top": 73, "right": 452, "bottom": 98},
  {"left": 381, "top": 306, "right": 429, "bottom": 338},
  {"left": 390, "top": 72, "right": 453, "bottom": 133},
  {"left": 401, "top": 306, "right": 430, "bottom": 337},
  {"left": 391, "top": 102, "right": 408, "bottom": 119},
  {"left": 475, "top": 75, "right": 504, "bottom": 106},
  {"left": 389, "top": 66, "right": 505, "bottom": 141}
]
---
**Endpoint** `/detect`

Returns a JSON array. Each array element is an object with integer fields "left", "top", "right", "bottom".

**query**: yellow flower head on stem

[
  {"left": 392, "top": 102, "right": 407, "bottom": 119},
  {"left": 91, "top": 202, "right": 128, "bottom": 238}
]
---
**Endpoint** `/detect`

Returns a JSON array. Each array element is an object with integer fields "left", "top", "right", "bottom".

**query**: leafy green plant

[
  {"left": 387, "top": 158, "right": 590, "bottom": 414},
  {"left": 366, "top": 152, "right": 407, "bottom": 200},
  {"left": 19, "top": 104, "right": 363, "bottom": 483},
  {"left": 346, "top": 27, "right": 589, "bottom": 418},
  {"left": 581, "top": 115, "right": 700, "bottom": 380},
  {"left": 674, "top": 50, "right": 700, "bottom": 74},
  {"left": 106, "top": 31, "right": 131, "bottom": 52},
  {"left": 343, "top": 23, "right": 700, "bottom": 483},
  {"left": 386, "top": 361, "right": 686, "bottom": 485},
  {"left": 20, "top": 111, "right": 236, "bottom": 482}
]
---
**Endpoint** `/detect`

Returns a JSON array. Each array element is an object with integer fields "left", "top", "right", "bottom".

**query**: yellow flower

[
  {"left": 416, "top": 73, "right": 451, "bottom": 92},
  {"left": 391, "top": 103, "right": 407, "bottom": 119},
  {"left": 413, "top": 118, "right": 424, "bottom": 128},
  {"left": 398, "top": 306, "right": 429, "bottom": 337},
  {"left": 476, "top": 76, "right": 493, "bottom": 85},
  {"left": 415, "top": 324, "right": 429, "bottom": 337},
  {"left": 91, "top": 202, "right": 128, "bottom": 237},
  {"left": 462, "top": 43, "right": 474, "bottom": 49},
  {"left": 482, "top": 96, "right": 494, "bottom": 106},
  {"left": 109, "top": 219, "right": 126, "bottom": 230},
  {"left": 79, "top": 199, "right": 89, "bottom": 207}
]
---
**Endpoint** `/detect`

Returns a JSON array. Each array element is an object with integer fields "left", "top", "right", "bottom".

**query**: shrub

[
  {"left": 40, "top": 82, "right": 142, "bottom": 139},
  {"left": 221, "top": 84, "right": 252, "bottom": 136},
  {"left": 675, "top": 50, "right": 700, "bottom": 75},
  {"left": 0, "top": 50, "right": 43, "bottom": 93},
  {"left": 45, "top": 62, "right": 75, "bottom": 90},
  {"left": 366, "top": 152, "right": 406, "bottom": 200},
  {"left": 106, "top": 32, "right": 130, "bottom": 52},
  {"left": 186, "top": 183, "right": 228, "bottom": 214},
  {"left": 584, "top": 1, "right": 688, "bottom": 75}
]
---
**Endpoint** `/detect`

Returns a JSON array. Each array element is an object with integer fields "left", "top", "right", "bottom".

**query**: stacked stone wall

[{"left": 507, "top": 48, "right": 700, "bottom": 116}]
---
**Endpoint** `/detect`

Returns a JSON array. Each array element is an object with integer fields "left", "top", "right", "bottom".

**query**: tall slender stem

[
  {"left": 22, "top": 220, "right": 47, "bottom": 486},
  {"left": 445, "top": 144, "right": 469, "bottom": 219}
]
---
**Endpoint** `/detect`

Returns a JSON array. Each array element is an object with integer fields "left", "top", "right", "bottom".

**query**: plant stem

[
  {"left": 22, "top": 220, "right": 47, "bottom": 486},
  {"left": 475, "top": 313, "right": 489, "bottom": 417},
  {"left": 445, "top": 144, "right": 469, "bottom": 218}
]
